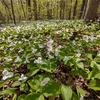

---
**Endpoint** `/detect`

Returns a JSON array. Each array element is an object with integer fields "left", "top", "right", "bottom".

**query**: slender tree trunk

[
  {"left": 60, "top": 0, "right": 65, "bottom": 20},
  {"left": 84, "top": 0, "right": 100, "bottom": 23},
  {"left": 68, "top": 0, "right": 72, "bottom": 20},
  {"left": 20, "top": 0, "right": 26, "bottom": 18},
  {"left": 1, "top": 0, "right": 12, "bottom": 20},
  {"left": 47, "top": 1, "right": 52, "bottom": 19},
  {"left": 33, "top": 0, "right": 38, "bottom": 20},
  {"left": 10, "top": 0, "right": 16, "bottom": 24},
  {"left": 56, "top": 2, "right": 59, "bottom": 19},
  {"left": 26, "top": 0, "right": 32, "bottom": 20},
  {"left": 78, "top": 0, "right": 86, "bottom": 19},
  {"left": 73, "top": 0, "right": 78, "bottom": 19}
]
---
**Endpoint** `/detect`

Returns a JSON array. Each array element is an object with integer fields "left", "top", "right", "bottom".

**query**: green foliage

[
  {"left": 61, "top": 84, "right": 72, "bottom": 100},
  {"left": 0, "top": 20, "right": 100, "bottom": 99}
]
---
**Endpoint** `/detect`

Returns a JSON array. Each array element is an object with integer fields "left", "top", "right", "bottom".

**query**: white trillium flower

[
  {"left": 32, "top": 48, "right": 37, "bottom": 53},
  {"left": 34, "top": 57, "right": 44, "bottom": 64},
  {"left": 76, "top": 53, "right": 81, "bottom": 57},
  {"left": 83, "top": 35, "right": 89, "bottom": 42},
  {"left": 46, "top": 38, "right": 54, "bottom": 54},
  {"left": 55, "top": 45, "right": 62, "bottom": 56},
  {"left": 24, "top": 56, "right": 30, "bottom": 63},
  {"left": 40, "top": 77, "right": 50, "bottom": 86},
  {"left": 14, "top": 56, "right": 22, "bottom": 63},
  {"left": 18, "top": 48, "right": 24, "bottom": 53},
  {"left": 18, "top": 74, "right": 27, "bottom": 81},
  {"left": 2, "top": 69, "right": 14, "bottom": 80},
  {"left": 4, "top": 57, "right": 12, "bottom": 62},
  {"left": 38, "top": 44, "right": 44, "bottom": 48}
]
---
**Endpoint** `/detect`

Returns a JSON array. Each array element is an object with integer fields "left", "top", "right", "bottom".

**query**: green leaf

[
  {"left": 28, "top": 74, "right": 52, "bottom": 92},
  {"left": 25, "top": 93, "right": 44, "bottom": 100},
  {"left": 20, "top": 83, "right": 28, "bottom": 92},
  {"left": 76, "top": 87, "right": 85, "bottom": 97},
  {"left": 28, "top": 67, "right": 40, "bottom": 77},
  {"left": 12, "top": 81, "right": 21, "bottom": 87},
  {"left": 0, "top": 80, "right": 7, "bottom": 88},
  {"left": 90, "top": 69, "right": 100, "bottom": 79},
  {"left": 88, "top": 79, "right": 100, "bottom": 90},
  {"left": 41, "top": 62, "right": 57, "bottom": 73},
  {"left": 17, "top": 94, "right": 26, "bottom": 100},
  {"left": 87, "top": 54, "right": 93, "bottom": 60},
  {"left": 0, "top": 88, "right": 16, "bottom": 95},
  {"left": 71, "top": 92, "right": 79, "bottom": 100},
  {"left": 77, "top": 62, "right": 84, "bottom": 69},
  {"left": 43, "top": 80, "right": 60, "bottom": 97},
  {"left": 61, "top": 84, "right": 72, "bottom": 100},
  {"left": 12, "top": 93, "right": 17, "bottom": 100}
]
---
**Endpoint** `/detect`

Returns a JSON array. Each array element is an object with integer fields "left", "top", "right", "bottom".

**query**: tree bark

[
  {"left": 1, "top": 0, "right": 12, "bottom": 20},
  {"left": 73, "top": 0, "right": 78, "bottom": 19},
  {"left": 60, "top": 0, "right": 65, "bottom": 20},
  {"left": 68, "top": 0, "right": 72, "bottom": 20},
  {"left": 78, "top": 0, "right": 86, "bottom": 19},
  {"left": 33, "top": 0, "right": 38, "bottom": 20},
  {"left": 26, "top": 0, "right": 32, "bottom": 20},
  {"left": 20, "top": 0, "right": 26, "bottom": 18},
  {"left": 10, "top": 0, "right": 16, "bottom": 24},
  {"left": 84, "top": 0, "right": 100, "bottom": 23}
]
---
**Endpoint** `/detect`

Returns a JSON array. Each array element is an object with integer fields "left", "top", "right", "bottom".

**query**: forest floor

[{"left": 0, "top": 20, "right": 100, "bottom": 100}]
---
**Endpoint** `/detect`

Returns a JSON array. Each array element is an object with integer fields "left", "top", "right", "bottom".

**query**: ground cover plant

[{"left": 0, "top": 20, "right": 100, "bottom": 100}]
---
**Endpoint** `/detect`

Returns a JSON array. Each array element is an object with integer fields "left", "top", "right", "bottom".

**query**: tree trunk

[
  {"left": 84, "top": 0, "right": 100, "bottom": 23},
  {"left": 68, "top": 0, "right": 72, "bottom": 20},
  {"left": 10, "top": 0, "right": 16, "bottom": 24},
  {"left": 26, "top": 0, "right": 32, "bottom": 20},
  {"left": 47, "top": 1, "right": 52, "bottom": 19},
  {"left": 20, "top": 0, "right": 26, "bottom": 18},
  {"left": 60, "top": 0, "right": 65, "bottom": 20},
  {"left": 1, "top": 0, "right": 12, "bottom": 20},
  {"left": 33, "top": 0, "right": 38, "bottom": 20},
  {"left": 73, "top": 0, "right": 78, "bottom": 19},
  {"left": 78, "top": 0, "right": 86, "bottom": 19}
]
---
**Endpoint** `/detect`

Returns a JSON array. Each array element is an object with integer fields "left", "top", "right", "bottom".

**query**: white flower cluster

[
  {"left": 40, "top": 77, "right": 50, "bottom": 86},
  {"left": 2, "top": 69, "right": 14, "bottom": 80},
  {"left": 46, "top": 38, "right": 54, "bottom": 54},
  {"left": 18, "top": 74, "right": 27, "bottom": 81},
  {"left": 14, "top": 56, "right": 22, "bottom": 63},
  {"left": 32, "top": 48, "right": 37, "bottom": 53},
  {"left": 34, "top": 57, "right": 44, "bottom": 64},
  {"left": 55, "top": 45, "right": 62, "bottom": 56},
  {"left": 83, "top": 35, "right": 97, "bottom": 42}
]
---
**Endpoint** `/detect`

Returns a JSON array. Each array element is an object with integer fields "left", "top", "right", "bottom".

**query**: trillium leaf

[
  {"left": 25, "top": 93, "right": 44, "bottom": 100},
  {"left": 61, "top": 84, "right": 72, "bottom": 100},
  {"left": 43, "top": 80, "right": 60, "bottom": 97},
  {"left": 77, "top": 62, "right": 84, "bottom": 69},
  {"left": 0, "top": 88, "right": 16, "bottom": 95},
  {"left": 76, "top": 87, "right": 85, "bottom": 97},
  {"left": 88, "top": 79, "right": 100, "bottom": 90},
  {"left": 0, "top": 80, "right": 7, "bottom": 88},
  {"left": 17, "top": 94, "right": 26, "bottom": 100}
]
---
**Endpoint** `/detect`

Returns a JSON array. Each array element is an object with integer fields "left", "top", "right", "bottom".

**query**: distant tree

[
  {"left": 84, "top": 0, "right": 100, "bottom": 23},
  {"left": 60, "top": 0, "right": 65, "bottom": 19},
  {"left": 19, "top": 0, "right": 26, "bottom": 18},
  {"left": 73, "top": 0, "right": 78, "bottom": 19},
  {"left": 1, "top": 0, "right": 12, "bottom": 20},
  {"left": 10, "top": 0, "right": 16, "bottom": 24},
  {"left": 26, "top": 0, "right": 32, "bottom": 20},
  {"left": 78, "top": 0, "right": 87, "bottom": 19},
  {"left": 68, "top": 0, "right": 72, "bottom": 20},
  {"left": 33, "top": 0, "right": 38, "bottom": 20},
  {"left": 47, "top": 1, "right": 52, "bottom": 19}
]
